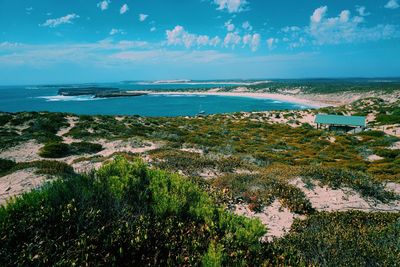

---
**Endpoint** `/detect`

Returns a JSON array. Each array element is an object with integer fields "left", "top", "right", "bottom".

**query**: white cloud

[
  {"left": 120, "top": 4, "right": 129, "bottom": 14},
  {"left": 197, "top": 35, "right": 210, "bottom": 46},
  {"left": 282, "top": 26, "right": 301, "bottom": 33},
  {"left": 242, "top": 33, "right": 260, "bottom": 51},
  {"left": 308, "top": 6, "right": 399, "bottom": 45},
  {"left": 26, "top": 7, "right": 33, "bottom": 15},
  {"left": 0, "top": 40, "right": 151, "bottom": 67},
  {"left": 289, "top": 37, "right": 306, "bottom": 49},
  {"left": 97, "top": 0, "right": 110, "bottom": 11},
  {"left": 242, "top": 21, "right": 253, "bottom": 31},
  {"left": 224, "top": 20, "right": 235, "bottom": 31},
  {"left": 40, "top": 14, "right": 79, "bottom": 28},
  {"left": 213, "top": 0, "right": 248, "bottom": 13},
  {"left": 385, "top": 0, "right": 399, "bottom": 9},
  {"left": 209, "top": 36, "right": 221, "bottom": 46},
  {"left": 0, "top": 42, "right": 22, "bottom": 49},
  {"left": 109, "top": 28, "right": 125, "bottom": 35},
  {"left": 266, "top": 38, "right": 276, "bottom": 50},
  {"left": 150, "top": 27, "right": 157, "bottom": 32},
  {"left": 310, "top": 6, "right": 327, "bottom": 24},
  {"left": 139, "top": 14, "right": 149, "bottom": 22},
  {"left": 166, "top": 25, "right": 220, "bottom": 48},
  {"left": 223, "top": 32, "right": 241, "bottom": 48},
  {"left": 111, "top": 50, "right": 233, "bottom": 64},
  {"left": 339, "top": 10, "right": 350, "bottom": 23},
  {"left": 356, "top": 6, "right": 370, "bottom": 16}
]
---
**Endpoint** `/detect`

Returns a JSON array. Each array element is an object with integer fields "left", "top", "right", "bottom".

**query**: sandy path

[
  {"left": 0, "top": 140, "right": 42, "bottom": 162},
  {"left": 0, "top": 169, "right": 48, "bottom": 205},
  {"left": 234, "top": 178, "right": 400, "bottom": 241},
  {"left": 235, "top": 200, "right": 304, "bottom": 241},
  {"left": 290, "top": 178, "right": 400, "bottom": 212},
  {"left": 57, "top": 116, "right": 79, "bottom": 144}
]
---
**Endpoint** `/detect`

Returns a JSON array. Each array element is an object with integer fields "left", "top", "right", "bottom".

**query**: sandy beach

[{"left": 149, "top": 91, "right": 334, "bottom": 108}]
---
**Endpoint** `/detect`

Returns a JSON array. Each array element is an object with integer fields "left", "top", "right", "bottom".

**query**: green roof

[{"left": 315, "top": 114, "right": 366, "bottom": 127}]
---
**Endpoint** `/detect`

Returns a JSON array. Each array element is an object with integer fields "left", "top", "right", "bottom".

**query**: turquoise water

[{"left": 0, "top": 83, "right": 309, "bottom": 116}]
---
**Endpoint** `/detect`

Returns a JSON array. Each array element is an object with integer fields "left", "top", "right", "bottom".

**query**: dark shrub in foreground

[
  {"left": 272, "top": 212, "right": 400, "bottom": 266},
  {"left": 0, "top": 157, "right": 266, "bottom": 266}
]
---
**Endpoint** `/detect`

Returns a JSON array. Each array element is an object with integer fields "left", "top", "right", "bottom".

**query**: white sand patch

[
  {"left": 386, "top": 182, "right": 400, "bottom": 195},
  {"left": 254, "top": 110, "right": 316, "bottom": 128},
  {"left": 389, "top": 141, "right": 400, "bottom": 150},
  {"left": 57, "top": 116, "right": 78, "bottom": 138},
  {"left": 371, "top": 125, "right": 400, "bottom": 137},
  {"left": 96, "top": 139, "right": 160, "bottom": 157},
  {"left": 234, "top": 169, "right": 255, "bottom": 175},
  {"left": 233, "top": 87, "right": 249, "bottom": 93},
  {"left": 180, "top": 148, "right": 203, "bottom": 154},
  {"left": 0, "top": 140, "right": 42, "bottom": 162},
  {"left": 235, "top": 200, "right": 304, "bottom": 241},
  {"left": 366, "top": 113, "right": 376, "bottom": 123},
  {"left": 199, "top": 169, "right": 220, "bottom": 180},
  {"left": 290, "top": 178, "right": 400, "bottom": 212},
  {"left": 0, "top": 169, "right": 48, "bottom": 205},
  {"left": 367, "top": 154, "right": 384, "bottom": 162},
  {"left": 72, "top": 160, "right": 105, "bottom": 173},
  {"left": 115, "top": 116, "right": 125, "bottom": 121}
]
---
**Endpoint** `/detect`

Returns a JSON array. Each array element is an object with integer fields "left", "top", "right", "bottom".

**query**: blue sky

[{"left": 0, "top": 0, "right": 399, "bottom": 84}]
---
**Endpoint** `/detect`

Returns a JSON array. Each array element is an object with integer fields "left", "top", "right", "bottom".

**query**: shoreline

[{"left": 149, "top": 91, "right": 333, "bottom": 108}]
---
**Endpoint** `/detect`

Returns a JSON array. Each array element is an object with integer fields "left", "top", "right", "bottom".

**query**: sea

[{"left": 0, "top": 82, "right": 309, "bottom": 117}]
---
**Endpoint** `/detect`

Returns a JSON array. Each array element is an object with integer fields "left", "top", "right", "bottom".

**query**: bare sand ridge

[{"left": 0, "top": 169, "right": 48, "bottom": 205}]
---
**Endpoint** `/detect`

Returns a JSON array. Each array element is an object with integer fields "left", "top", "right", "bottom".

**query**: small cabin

[{"left": 315, "top": 114, "right": 366, "bottom": 133}]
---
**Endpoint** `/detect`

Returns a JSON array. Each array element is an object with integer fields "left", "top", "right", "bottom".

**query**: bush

[
  {"left": 271, "top": 212, "right": 400, "bottom": 266},
  {"left": 0, "top": 159, "right": 16, "bottom": 174},
  {"left": 69, "top": 142, "right": 103, "bottom": 155},
  {"left": 359, "top": 130, "right": 385, "bottom": 137},
  {"left": 0, "top": 157, "right": 267, "bottom": 266},
  {"left": 39, "top": 142, "right": 103, "bottom": 158},
  {"left": 39, "top": 142, "right": 70, "bottom": 158},
  {"left": 0, "top": 114, "right": 12, "bottom": 127}
]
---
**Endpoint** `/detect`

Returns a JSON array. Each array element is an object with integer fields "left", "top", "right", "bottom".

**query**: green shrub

[
  {"left": 39, "top": 142, "right": 103, "bottom": 158},
  {"left": 375, "top": 149, "right": 400, "bottom": 159},
  {"left": 39, "top": 142, "right": 70, "bottom": 158},
  {"left": 213, "top": 173, "right": 314, "bottom": 214},
  {"left": 0, "top": 158, "right": 16, "bottom": 174},
  {"left": 69, "top": 142, "right": 103, "bottom": 155},
  {"left": 0, "top": 114, "right": 12, "bottom": 126},
  {"left": 0, "top": 157, "right": 266, "bottom": 266},
  {"left": 271, "top": 212, "right": 400, "bottom": 266},
  {"left": 359, "top": 130, "right": 385, "bottom": 137}
]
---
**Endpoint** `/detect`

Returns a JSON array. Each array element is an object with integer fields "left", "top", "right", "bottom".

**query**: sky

[{"left": 0, "top": 0, "right": 400, "bottom": 85}]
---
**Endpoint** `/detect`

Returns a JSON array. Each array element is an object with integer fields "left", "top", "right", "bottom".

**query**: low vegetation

[
  {"left": 39, "top": 142, "right": 103, "bottom": 158},
  {"left": 0, "top": 158, "right": 266, "bottom": 266},
  {"left": 271, "top": 212, "right": 400, "bottom": 266},
  {"left": 0, "top": 93, "right": 399, "bottom": 265},
  {"left": 0, "top": 160, "right": 74, "bottom": 177},
  {"left": 0, "top": 158, "right": 16, "bottom": 174},
  {"left": 1, "top": 158, "right": 399, "bottom": 266}
]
